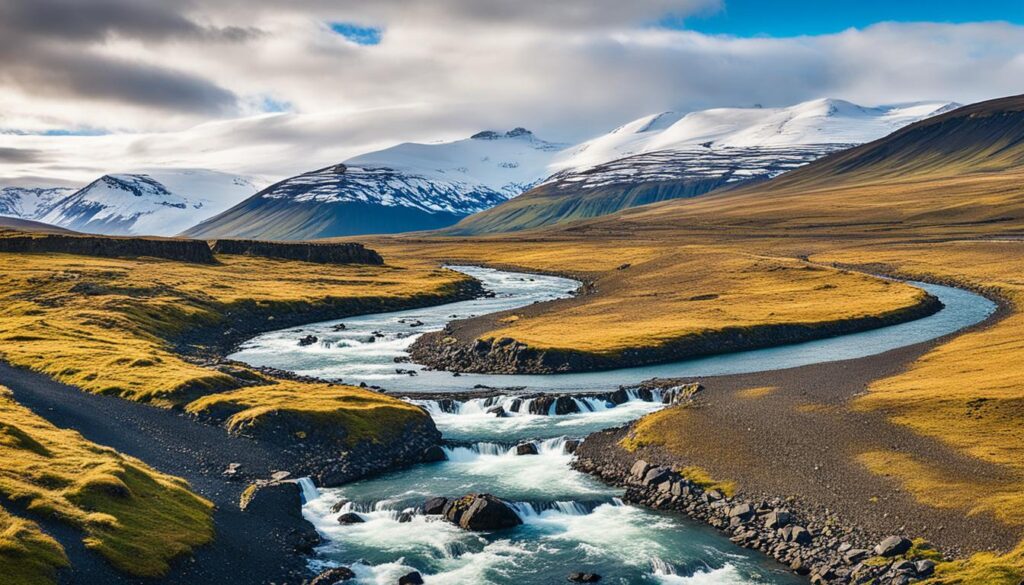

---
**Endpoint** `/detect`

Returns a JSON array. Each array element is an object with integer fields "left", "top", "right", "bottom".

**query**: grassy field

[
  {"left": 372, "top": 239, "right": 932, "bottom": 357},
  {"left": 0, "top": 505, "right": 68, "bottom": 585},
  {"left": 0, "top": 385, "right": 212, "bottom": 579}
]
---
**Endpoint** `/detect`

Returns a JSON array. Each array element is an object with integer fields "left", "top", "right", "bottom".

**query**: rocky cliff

[
  {"left": 0, "top": 232, "right": 215, "bottom": 263},
  {"left": 209, "top": 239, "right": 384, "bottom": 265}
]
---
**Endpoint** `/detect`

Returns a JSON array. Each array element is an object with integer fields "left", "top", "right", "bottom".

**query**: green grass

[{"left": 0, "top": 505, "right": 69, "bottom": 585}]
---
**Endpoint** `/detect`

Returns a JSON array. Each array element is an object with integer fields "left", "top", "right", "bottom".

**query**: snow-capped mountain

[
  {"left": 0, "top": 186, "right": 75, "bottom": 219},
  {"left": 448, "top": 99, "right": 959, "bottom": 234},
  {"left": 549, "top": 98, "right": 959, "bottom": 173},
  {"left": 183, "top": 128, "right": 565, "bottom": 240},
  {"left": 39, "top": 169, "right": 262, "bottom": 236}
]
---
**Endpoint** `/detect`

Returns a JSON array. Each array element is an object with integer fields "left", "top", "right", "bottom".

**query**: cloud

[
  {"left": 0, "top": 147, "right": 44, "bottom": 163},
  {"left": 0, "top": 1, "right": 1021, "bottom": 187}
]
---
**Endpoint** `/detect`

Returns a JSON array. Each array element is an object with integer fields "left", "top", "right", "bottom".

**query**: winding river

[{"left": 232, "top": 266, "right": 996, "bottom": 585}]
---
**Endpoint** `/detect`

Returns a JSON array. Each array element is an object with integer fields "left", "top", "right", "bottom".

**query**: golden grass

[
  {"left": 737, "top": 386, "right": 776, "bottom": 399},
  {"left": 185, "top": 380, "right": 428, "bottom": 445},
  {"left": 0, "top": 385, "right": 212, "bottom": 577},
  {"left": 0, "top": 505, "right": 68, "bottom": 585},
  {"left": 0, "top": 252, "right": 467, "bottom": 407},
  {"left": 372, "top": 239, "right": 929, "bottom": 356}
]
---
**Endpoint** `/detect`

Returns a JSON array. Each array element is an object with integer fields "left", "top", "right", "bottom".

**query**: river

[{"left": 231, "top": 265, "right": 996, "bottom": 584}]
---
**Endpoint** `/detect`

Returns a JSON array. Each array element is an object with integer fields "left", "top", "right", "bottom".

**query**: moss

[{"left": 0, "top": 386, "right": 213, "bottom": 578}]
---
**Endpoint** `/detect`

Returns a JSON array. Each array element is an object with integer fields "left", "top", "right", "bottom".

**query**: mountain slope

[
  {"left": 0, "top": 187, "right": 75, "bottom": 219},
  {"left": 183, "top": 129, "right": 564, "bottom": 240},
  {"left": 39, "top": 169, "right": 260, "bottom": 237},
  {"left": 577, "top": 95, "right": 1024, "bottom": 237},
  {"left": 448, "top": 99, "right": 956, "bottom": 235}
]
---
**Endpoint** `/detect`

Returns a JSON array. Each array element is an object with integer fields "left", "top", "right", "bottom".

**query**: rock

[
  {"left": 874, "top": 536, "right": 913, "bottom": 557},
  {"left": 421, "top": 445, "right": 447, "bottom": 462},
  {"left": 443, "top": 494, "right": 522, "bottom": 531},
  {"left": 568, "top": 572, "right": 602, "bottom": 582},
  {"left": 398, "top": 511, "right": 414, "bottom": 523},
  {"left": 515, "top": 443, "right": 539, "bottom": 455},
  {"left": 330, "top": 499, "right": 351, "bottom": 514},
  {"left": 728, "top": 503, "right": 754, "bottom": 521},
  {"left": 790, "top": 559, "right": 811, "bottom": 575},
  {"left": 487, "top": 406, "right": 507, "bottom": 418},
  {"left": 398, "top": 571, "right": 425, "bottom": 585},
  {"left": 331, "top": 323, "right": 347, "bottom": 331},
  {"left": 915, "top": 559, "right": 936, "bottom": 576},
  {"left": 563, "top": 439, "right": 581, "bottom": 454},
  {"left": 423, "top": 497, "right": 448, "bottom": 515},
  {"left": 630, "top": 460, "right": 651, "bottom": 479},
  {"left": 642, "top": 467, "right": 671, "bottom": 487},
  {"left": 337, "top": 512, "right": 365, "bottom": 525},
  {"left": 764, "top": 510, "right": 792, "bottom": 529},
  {"left": 310, "top": 566, "right": 356, "bottom": 584},
  {"left": 704, "top": 489, "right": 723, "bottom": 501},
  {"left": 780, "top": 525, "right": 812, "bottom": 545},
  {"left": 843, "top": 548, "right": 870, "bottom": 564},
  {"left": 222, "top": 462, "right": 242, "bottom": 480},
  {"left": 298, "top": 335, "right": 319, "bottom": 346},
  {"left": 270, "top": 470, "right": 291, "bottom": 482}
]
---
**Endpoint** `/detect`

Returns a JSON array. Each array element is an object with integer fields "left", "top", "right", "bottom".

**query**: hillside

[
  {"left": 183, "top": 129, "right": 564, "bottom": 240},
  {"left": 447, "top": 99, "right": 955, "bottom": 234}
]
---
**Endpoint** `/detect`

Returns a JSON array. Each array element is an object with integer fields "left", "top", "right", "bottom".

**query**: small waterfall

[
  {"left": 651, "top": 557, "right": 679, "bottom": 576},
  {"left": 411, "top": 389, "right": 664, "bottom": 419},
  {"left": 509, "top": 499, "right": 609, "bottom": 521},
  {"left": 297, "top": 477, "right": 320, "bottom": 504}
]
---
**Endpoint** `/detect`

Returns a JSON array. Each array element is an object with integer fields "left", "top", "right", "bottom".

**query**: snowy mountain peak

[
  {"left": 550, "top": 98, "right": 958, "bottom": 173},
  {"left": 37, "top": 169, "right": 262, "bottom": 236},
  {"left": 471, "top": 127, "right": 536, "bottom": 140}
]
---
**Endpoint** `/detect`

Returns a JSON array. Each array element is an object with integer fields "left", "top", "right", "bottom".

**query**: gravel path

[{"left": 0, "top": 362, "right": 312, "bottom": 585}]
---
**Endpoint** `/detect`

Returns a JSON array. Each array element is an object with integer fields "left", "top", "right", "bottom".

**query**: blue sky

[{"left": 668, "top": 0, "right": 1024, "bottom": 36}]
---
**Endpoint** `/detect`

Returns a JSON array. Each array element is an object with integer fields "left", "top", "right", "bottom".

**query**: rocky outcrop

[
  {"left": 309, "top": 566, "right": 356, "bottom": 584},
  {"left": 209, "top": 239, "right": 384, "bottom": 265},
  {"left": 408, "top": 294, "right": 944, "bottom": 374},
  {"left": 439, "top": 494, "right": 522, "bottom": 531},
  {"left": 574, "top": 433, "right": 942, "bottom": 585},
  {"left": 238, "top": 479, "right": 321, "bottom": 554},
  {"left": 0, "top": 233, "right": 215, "bottom": 263}
]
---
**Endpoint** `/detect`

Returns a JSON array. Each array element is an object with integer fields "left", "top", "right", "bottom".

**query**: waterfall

[
  {"left": 297, "top": 477, "right": 320, "bottom": 504},
  {"left": 411, "top": 389, "right": 663, "bottom": 419}
]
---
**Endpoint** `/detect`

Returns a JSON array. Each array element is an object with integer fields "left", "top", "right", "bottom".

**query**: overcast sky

[{"left": 1, "top": 0, "right": 1023, "bottom": 186}]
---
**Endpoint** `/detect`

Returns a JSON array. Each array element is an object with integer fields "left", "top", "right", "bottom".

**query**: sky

[{"left": 1, "top": 0, "right": 1022, "bottom": 187}]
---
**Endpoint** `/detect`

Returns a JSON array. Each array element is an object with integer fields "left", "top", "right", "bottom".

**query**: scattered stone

[
  {"left": 309, "top": 566, "right": 356, "bottom": 584},
  {"left": 222, "top": 462, "right": 242, "bottom": 480},
  {"left": 568, "top": 572, "right": 602, "bottom": 582},
  {"left": 728, "top": 503, "right": 754, "bottom": 521},
  {"left": 915, "top": 559, "right": 936, "bottom": 576},
  {"left": 337, "top": 512, "right": 365, "bottom": 525},
  {"left": 874, "top": 536, "right": 913, "bottom": 557},
  {"left": 331, "top": 323, "right": 347, "bottom": 331},
  {"left": 398, "top": 571, "right": 425, "bottom": 585},
  {"left": 843, "top": 548, "right": 870, "bottom": 564},
  {"left": 764, "top": 510, "right": 792, "bottom": 529},
  {"left": 298, "top": 335, "right": 319, "bottom": 346}
]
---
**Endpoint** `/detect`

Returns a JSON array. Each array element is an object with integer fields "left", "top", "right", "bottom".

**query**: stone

[
  {"left": 915, "top": 559, "right": 936, "bottom": 576},
  {"left": 874, "top": 536, "right": 912, "bottom": 557},
  {"left": 486, "top": 406, "right": 507, "bottom": 417},
  {"left": 764, "top": 510, "right": 792, "bottom": 529},
  {"left": 780, "top": 525, "right": 812, "bottom": 545},
  {"left": 568, "top": 572, "right": 602, "bottom": 582},
  {"left": 309, "top": 566, "right": 356, "bottom": 584},
  {"left": 330, "top": 499, "right": 351, "bottom": 514},
  {"left": 398, "top": 511, "right": 414, "bottom": 523},
  {"left": 728, "top": 503, "right": 754, "bottom": 521},
  {"left": 705, "top": 490, "right": 723, "bottom": 501},
  {"left": 337, "top": 512, "right": 365, "bottom": 525},
  {"left": 630, "top": 460, "right": 651, "bottom": 479},
  {"left": 398, "top": 571, "right": 425, "bottom": 585},
  {"left": 423, "top": 497, "right": 448, "bottom": 515},
  {"left": 421, "top": 445, "right": 447, "bottom": 462},
  {"left": 515, "top": 443, "right": 539, "bottom": 456},
  {"left": 298, "top": 334, "right": 319, "bottom": 346},
  {"left": 642, "top": 467, "right": 671, "bottom": 486},
  {"left": 443, "top": 494, "right": 522, "bottom": 531},
  {"left": 789, "top": 559, "right": 811, "bottom": 575},
  {"left": 843, "top": 548, "right": 870, "bottom": 564},
  {"left": 222, "top": 462, "right": 242, "bottom": 480},
  {"left": 563, "top": 439, "right": 581, "bottom": 454}
]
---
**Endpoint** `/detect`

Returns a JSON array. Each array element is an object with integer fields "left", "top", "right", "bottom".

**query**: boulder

[
  {"left": 337, "top": 512, "right": 365, "bottom": 525},
  {"left": 421, "top": 445, "right": 447, "bottom": 462},
  {"left": 298, "top": 335, "right": 319, "bottom": 347},
  {"left": 568, "top": 572, "right": 602, "bottom": 582},
  {"left": 630, "top": 460, "right": 651, "bottom": 479},
  {"left": 780, "top": 525, "right": 811, "bottom": 544},
  {"left": 642, "top": 467, "right": 671, "bottom": 487},
  {"left": 915, "top": 559, "right": 936, "bottom": 577},
  {"left": 843, "top": 548, "right": 870, "bottom": 564},
  {"left": 874, "top": 536, "right": 912, "bottom": 557},
  {"left": 330, "top": 499, "right": 351, "bottom": 514},
  {"left": 423, "top": 497, "right": 448, "bottom": 515},
  {"left": 563, "top": 439, "right": 581, "bottom": 454},
  {"left": 764, "top": 510, "right": 792, "bottom": 529},
  {"left": 727, "top": 503, "right": 754, "bottom": 521},
  {"left": 398, "top": 571, "right": 425, "bottom": 585},
  {"left": 443, "top": 494, "right": 522, "bottom": 531},
  {"left": 515, "top": 443, "right": 539, "bottom": 456},
  {"left": 310, "top": 566, "right": 356, "bottom": 584},
  {"left": 486, "top": 406, "right": 507, "bottom": 418}
]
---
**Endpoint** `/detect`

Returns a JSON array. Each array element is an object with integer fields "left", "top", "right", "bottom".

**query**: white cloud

[{"left": 0, "top": 0, "right": 1021, "bottom": 186}]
